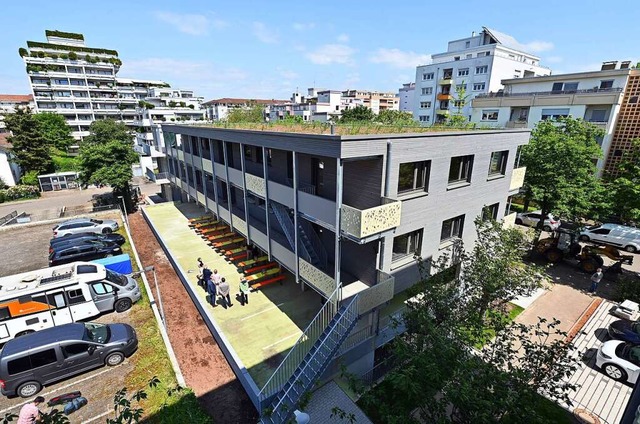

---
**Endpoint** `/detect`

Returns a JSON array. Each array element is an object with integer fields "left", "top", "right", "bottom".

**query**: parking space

[{"left": 566, "top": 300, "right": 632, "bottom": 424}]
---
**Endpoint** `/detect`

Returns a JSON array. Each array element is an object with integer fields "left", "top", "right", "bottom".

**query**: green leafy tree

[
  {"left": 78, "top": 119, "right": 138, "bottom": 212},
  {"left": 282, "top": 114, "right": 304, "bottom": 123},
  {"left": 446, "top": 81, "right": 471, "bottom": 127},
  {"left": 375, "top": 109, "right": 415, "bottom": 126},
  {"left": 604, "top": 139, "right": 640, "bottom": 223},
  {"left": 226, "top": 104, "right": 265, "bottom": 123},
  {"left": 340, "top": 105, "right": 375, "bottom": 122},
  {"left": 521, "top": 117, "right": 604, "bottom": 232},
  {"left": 34, "top": 112, "right": 74, "bottom": 150},
  {"left": 4, "top": 107, "right": 53, "bottom": 175}
]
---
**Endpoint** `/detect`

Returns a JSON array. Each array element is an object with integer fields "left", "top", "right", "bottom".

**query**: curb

[{"left": 565, "top": 297, "right": 603, "bottom": 343}]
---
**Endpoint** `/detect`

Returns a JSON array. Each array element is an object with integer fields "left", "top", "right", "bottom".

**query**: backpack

[
  {"left": 47, "top": 391, "right": 81, "bottom": 407},
  {"left": 63, "top": 396, "right": 88, "bottom": 415}
]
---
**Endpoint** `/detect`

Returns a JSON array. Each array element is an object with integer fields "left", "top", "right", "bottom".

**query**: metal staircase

[{"left": 261, "top": 295, "right": 359, "bottom": 424}]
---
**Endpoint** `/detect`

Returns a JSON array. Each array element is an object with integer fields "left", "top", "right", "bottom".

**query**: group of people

[{"left": 197, "top": 258, "right": 250, "bottom": 307}]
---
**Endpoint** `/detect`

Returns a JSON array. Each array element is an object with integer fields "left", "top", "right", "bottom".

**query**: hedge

[
  {"left": 0, "top": 185, "right": 40, "bottom": 203},
  {"left": 45, "top": 30, "right": 84, "bottom": 41},
  {"left": 26, "top": 41, "right": 118, "bottom": 56}
]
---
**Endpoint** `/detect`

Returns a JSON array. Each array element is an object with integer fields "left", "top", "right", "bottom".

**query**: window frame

[
  {"left": 481, "top": 110, "right": 499, "bottom": 121},
  {"left": 421, "top": 87, "right": 433, "bottom": 95},
  {"left": 448, "top": 155, "right": 474, "bottom": 186},
  {"left": 475, "top": 66, "right": 488, "bottom": 74},
  {"left": 473, "top": 82, "right": 486, "bottom": 91},
  {"left": 441, "top": 215, "right": 465, "bottom": 242},
  {"left": 422, "top": 73, "right": 434, "bottom": 81},
  {"left": 397, "top": 161, "right": 431, "bottom": 195},
  {"left": 458, "top": 68, "right": 469, "bottom": 77},
  {"left": 392, "top": 229, "right": 423, "bottom": 262},
  {"left": 488, "top": 150, "right": 509, "bottom": 176},
  {"left": 482, "top": 203, "right": 500, "bottom": 221}
]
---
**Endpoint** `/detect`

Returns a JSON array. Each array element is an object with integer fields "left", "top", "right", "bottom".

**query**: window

[
  {"left": 392, "top": 229, "right": 423, "bottom": 262},
  {"left": 420, "top": 101, "right": 431, "bottom": 108},
  {"left": 8, "top": 356, "right": 31, "bottom": 375},
  {"left": 475, "top": 66, "right": 488, "bottom": 74},
  {"left": 421, "top": 87, "right": 433, "bottom": 95},
  {"left": 488, "top": 151, "right": 509, "bottom": 176},
  {"left": 398, "top": 161, "right": 430, "bottom": 194},
  {"left": 448, "top": 155, "right": 474, "bottom": 185},
  {"left": 441, "top": 215, "right": 465, "bottom": 241},
  {"left": 458, "top": 68, "right": 469, "bottom": 76},
  {"left": 456, "top": 84, "right": 467, "bottom": 91},
  {"left": 47, "top": 292, "right": 66, "bottom": 308},
  {"left": 482, "top": 110, "right": 499, "bottom": 121},
  {"left": 92, "top": 282, "right": 114, "bottom": 295},
  {"left": 66, "top": 289, "right": 86, "bottom": 305},
  {"left": 419, "top": 115, "right": 430, "bottom": 122},
  {"left": 244, "top": 145, "right": 252, "bottom": 161},
  {"left": 482, "top": 203, "right": 500, "bottom": 221},
  {"left": 589, "top": 109, "right": 606, "bottom": 122},
  {"left": 0, "top": 306, "right": 9, "bottom": 321},
  {"left": 422, "top": 73, "right": 434, "bottom": 80},
  {"left": 466, "top": 54, "right": 472, "bottom": 59},
  {"left": 63, "top": 343, "right": 91, "bottom": 357},
  {"left": 30, "top": 349, "right": 58, "bottom": 369},
  {"left": 551, "top": 82, "right": 579, "bottom": 92},
  {"left": 454, "top": 56, "right": 460, "bottom": 61},
  {"left": 592, "top": 228, "right": 611, "bottom": 235},
  {"left": 541, "top": 108, "right": 570, "bottom": 120},
  {"left": 472, "top": 82, "right": 486, "bottom": 91},
  {"left": 256, "top": 148, "right": 263, "bottom": 164},
  {"left": 600, "top": 80, "right": 614, "bottom": 89},
  {"left": 465, "top": 41, "right": 470, "bottom": 48}
]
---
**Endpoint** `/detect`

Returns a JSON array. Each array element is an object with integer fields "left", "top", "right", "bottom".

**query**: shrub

[
  {"left": 84, "top": 54, "right": 91, "bottom": 62},
  {"left": 37, "top": 51, "right": 45, "bottom": 58},
  {"left": 179, "top": 102, "right": 186, "bottom": 108},
  {"left": 614, "top": 275, "right": 640, "bottom": 303},
  {"left": 68, "top": 51, "right": 77, "bottom": 60},
  {"left": 18, "top": 47, "right": 28, "bottom": 57},
  {"left": 21, "top": 170, "right": 39, "bottom": 186},
  {"left": 60, "top": 53, "right": 68, "bottom": 60},
  {"left": 50, "top": 53, "right": 59, "bottom": 59},
  {"left": 188, "top": 104, "right": 195, "bottom": 109},
  {"left": 0, "top": 185, "right": 40, "bottom": 203}
]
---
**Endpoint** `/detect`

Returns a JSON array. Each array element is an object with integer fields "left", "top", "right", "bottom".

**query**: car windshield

[
  {"left": 83, "top": 322, "right": 110, "bottom": 344},
  {"left": 106, "top": 269, "right": 128, "bottom": 287},
  {"left": 90, "top": 219, "right": 103, "bottom": 224}
]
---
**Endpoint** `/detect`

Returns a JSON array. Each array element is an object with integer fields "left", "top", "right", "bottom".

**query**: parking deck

[{"left": 142, "top": 202, "right": 322, "bottom": 389}]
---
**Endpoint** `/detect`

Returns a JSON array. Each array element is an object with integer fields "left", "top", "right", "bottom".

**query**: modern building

[
  {"left": 158, "top": 124, "right": 528, "bottom": 421},
  {"left": 0, "top": 94, "right": 34, "bottom": 132},
  {"left": 414, "top": 27, "right": 551, "bottom": 124},
  {"left": 341, "top": 89, "right": 399, "bottom": 114},
  {"left": 470, "top": 61, "right": 639, "bottom": 175},
  {"left": 398, "top": 83, "right": 415, "bottom": 114},
  {"left": 203, "top": 98, "right": 287, "bottom": 121}
]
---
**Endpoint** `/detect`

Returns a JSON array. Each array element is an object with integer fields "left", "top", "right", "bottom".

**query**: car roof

[{"left": 2, "top": 323, "right": 86, "bottom": 357}]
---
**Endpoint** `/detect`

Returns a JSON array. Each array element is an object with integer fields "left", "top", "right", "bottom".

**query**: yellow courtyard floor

[{"left": 143, "top": 202, "right": 322, "bottom": 388}]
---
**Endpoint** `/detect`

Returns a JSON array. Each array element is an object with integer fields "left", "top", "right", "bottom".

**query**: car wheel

[
  {"left": 625, "top": 245, "right": 637, "bottom": 253},
  {"left": 114, "top": 298, "right": 132, "bottom": 313},
  {"left": 17, "top": 381, "right": 42, "bottom": 398},
  {"left": 543, "top": 225, "right": 552, "bottom": 232},
  {"left": 579, "top": 235, "right": 590, "bottom": 242},
  {"left": 102, "top": 228, "right": 112, "bottom": 234},
  {"left": 515, "top": 218, "right": 523, "bottom": 225},
  {"left": 106, "top": 352, "right": 125, "bottom": 366},
  {"left": 579, "top": 259, "right": 599, "bottom": 273},
  {"left": 602, "top": 363, "right": 627, "bottom": 381},
  {"left": 544, "top": 249, "right": 563, "bottom": 263}
]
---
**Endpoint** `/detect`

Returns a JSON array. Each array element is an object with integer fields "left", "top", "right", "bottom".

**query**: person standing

[
  {"left": 239, "top": 278, "right": 250, "bottom": 306},
  {"left": 197, "top": 258, "right": 206, "bottom": 288},
  {"left": 589, "top": 268, "right": 604, "bottom": 294},
  {"left": 17, "top": 396, "right": 44, "bottom": 424},
  {"left": 218, "top": 277, "right": 232, "bottom": 308}
]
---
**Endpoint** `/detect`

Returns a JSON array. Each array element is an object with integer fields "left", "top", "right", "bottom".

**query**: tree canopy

[
  {"left": 603, "top": 139, "right": 640, "bottom": 224},
  {"left": 521, "top": 117, "right": 604, "bottom": 227},
  {"left": 34, "top": 112, "right": 74, "bottom": 150},
  {"left": 375, "top": 109, "right": 415, "bottom": 126},
  {"left": 339, "top": 105, "right": 375, "bottom": 122},
  {"left": 3, "top": 107, "right": 53, "bottom": 176},
  {"left": 226, "top": 104, "right": 265, "bottom": 123}
]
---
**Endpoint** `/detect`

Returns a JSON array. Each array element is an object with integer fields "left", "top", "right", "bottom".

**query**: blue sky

[{"left": 1, "top": 0, "right": 638, "bottom": 100}]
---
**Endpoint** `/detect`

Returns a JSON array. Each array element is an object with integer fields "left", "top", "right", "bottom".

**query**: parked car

[
  {"left": 0, "top": 322, "right": 137, "bottom": 398},
  {"left": 50, "top": 232, "right": 125, "bottom": 248},
  {"left": 49, "top": 241, "right": 121, "bottom": 266},
  {"left": 579, "top": 224, "right": 640, "bottom": 253},
  {"left": 515, "top": 211, "right": 561, "bottom": 231},
  {"left": 608, "top": 319, "right": 640, "bottom": 344},
  {"left": 595, "top": 340, "right": 640, "bottom": 384},
  {"left": 53, "top": 218, "right": 119, "bottom": 238}
]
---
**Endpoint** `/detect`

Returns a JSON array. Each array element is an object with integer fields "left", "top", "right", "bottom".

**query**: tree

[
  {"left": 78, "top": 120, "right": 138, "bottom": 212},
  {"left": 282, "top": 114, "right": 304, "bottom": 123},
  {"left": 340, "top": 105, "right": 375, "bottom": 122},
  {"left": 226, "top": 104, "right": 264, "bottom": 123},
  {"left": 375, "top": 109, "right": 415, "bottom": 126},
  {"left": 604, "top": 139, "right": 640, "bottom": 223},
  {"left": 34, "top": 112, "right": 74, "bottom": 150},
  {"left": 446, "top": 81, "right": 471, "bottom": 127},
  {"left": 4, "top": 107, "right": 53, "bottom": 175},
  {"left": 521, "top": 117, "right": 604, "bottom": 232}
]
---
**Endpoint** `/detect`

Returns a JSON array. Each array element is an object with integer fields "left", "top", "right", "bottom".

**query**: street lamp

[{"left": 117, "top": 195, "right": 129, "bottom": 228}]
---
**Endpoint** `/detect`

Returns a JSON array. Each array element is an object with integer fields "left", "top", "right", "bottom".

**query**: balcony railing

[
  {"left": 510, "top": 166, "right": 526, "bottom": 191},
  {"left": 476, "top": 87, "right": 623, "bottom": 99},
  {"left": 439, "top": 78, "right": 453, "bottom": 85},
  {"left": 341, "top": 197, "right": 401, "bottom": 240},
  {"left": 505, "top": 120, "right": 528, "bottom": 128},
  {"left": 355, "top": 270, "right": 395, "bottom": 314}
]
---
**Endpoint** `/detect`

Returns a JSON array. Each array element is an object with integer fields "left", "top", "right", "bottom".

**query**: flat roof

[
  {"left": 38, "top": 171, "right": 78, "bottom": 178},
  {"left": 502, "top": 68, "right": 633, "bottom": 85}
]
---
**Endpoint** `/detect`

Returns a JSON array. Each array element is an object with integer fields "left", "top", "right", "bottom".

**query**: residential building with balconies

[
  {"left": 470, "top": 61, "right": 638, "bottom": 175},
  {"left": 414, "top": 27, "right": 551, "bottom": 124},
  {"left": 203, "top": 98, "right": 288, "bottom": 121},
  {"left": 157, "top": 124, "right": 528, "bottom": 421}
]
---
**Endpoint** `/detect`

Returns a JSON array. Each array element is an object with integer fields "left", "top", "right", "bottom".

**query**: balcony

[
  {"left": 437, "top": 93, "right": 453, "bottom": 101},
  {"left": 587, "top": 120, "right": 608, "bottom": 130},
  {"left": 509, "top": 166, "right": 526, "bottom": 191},
  {"left": 439, "top": 78, "right": 453, "bottom": 86},
  {"left": 436, "top": 109, "right": 450, "bottom": 116},
  {"left": 341, "top": 197, "right": 401, "bottom": 241},
  {"left": 476, "top": 87, "right": 623, "bottom": 99}
]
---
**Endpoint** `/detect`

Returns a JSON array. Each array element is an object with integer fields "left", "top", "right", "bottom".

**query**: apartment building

[
  {"left": 414, "top": 27, "right": 551, "bottom": 124},
  {"left": 341, "top": 89, "right": 399, "bottom": 114},
  {"left": 398, "top": 82, "right": 415, "bottom": 114},
  {"left": 0, "top": 94, "right": 34, "bottom": 132},
  {"left": 470, "top": 61, "right": 639, "bottom": 175},
  {"left": 158, "top": 124, "right": 528, "bottom": 420},
  {"left": 203, "top": 98, "right": 287, "bottom": 121}
]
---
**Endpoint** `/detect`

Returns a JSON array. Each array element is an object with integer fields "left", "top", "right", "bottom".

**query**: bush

[
  {"left": 50, "top": 53, "right": 59, "bottom": 59},
  {"left": 37, "top": 51, "right": 45, "bottom": 58},
  {"left": 84, "top": 54, "right": 91, "bottom": 62},
  {"left": 18, "top": 47, "right": 28, "bottom": 57},
  {"left": 188, "top": 104, "right": 195, "bottom": 109},
  {"left": 60, "top": 53, "right": 68, "bottom": 60},
  {"left": 0, "top": 185, "right": 40, "bottom": 203},
  {"left": 21, "top": 170, "right": 39, "bottom": 186},
  {"left": 68, "top": 51, "right": 77, "bottom": 60}
]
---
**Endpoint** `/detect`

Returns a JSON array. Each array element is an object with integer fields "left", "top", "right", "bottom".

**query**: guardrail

[
  {"left": 0, "top": 211, "right": 18, "bottom": 227},
  {"left": 476, "top": 87, "right": 623, "bottom": 99}
]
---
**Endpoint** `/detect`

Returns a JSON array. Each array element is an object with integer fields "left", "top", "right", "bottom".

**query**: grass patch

[
  {"left": 51, "top": 148, "right": 79, "bottom": 172},
  {"left": 472, "top": 303, "right": 525, "bottom": 349},
  {"left": 115, "top": 227, "right": 212, "bottom": 422},
  {"left": 531, "top": 396, "right": 573, "bottom": 424}
]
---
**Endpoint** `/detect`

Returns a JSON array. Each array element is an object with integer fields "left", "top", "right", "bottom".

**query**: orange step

[
  {"left": 250, "top": 275, "right": 286, "bottom": 290},
  {"left": 245, "top": 262, "right": 279, "bottom": 275}
]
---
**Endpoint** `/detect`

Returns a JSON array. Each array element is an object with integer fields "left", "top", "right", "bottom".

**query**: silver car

[
  {"left": 515, "top": 210, "right": 561, "bottom": 231},
  {"left": 53, "top": 218, "right": 119, "bottom": 238}
]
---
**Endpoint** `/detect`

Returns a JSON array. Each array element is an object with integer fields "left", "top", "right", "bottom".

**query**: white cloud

[
  {"left": 337, "top": 34, "right": 349, "bottom": 43},
  {"left": 545, "top": 56, "right": 563, "bottom": 64},
  {"left": 306, "top": 44, "right": 356, "bottom": 65},
  {"left": 343, "top": 72, "right": 360, "bottom": 87},
  {"left": 154, "top": 11, "right": 223, "bottom": 36},
  {"left": 253, "top": 22, "right": 279, "bottom": 44},
  {"left": 521, "top": 41, "right": 554, "bottom": 53},
  {"left": 292, "top": 22, "right": 315, "bottom": 31},
  {"left": 369, "top": 48, "right": 430, "bottom": 69}
]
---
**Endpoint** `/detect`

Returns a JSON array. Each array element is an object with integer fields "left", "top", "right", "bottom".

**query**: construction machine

[{"left": 535, "top": 228, "right": 634, "bottom": 274}]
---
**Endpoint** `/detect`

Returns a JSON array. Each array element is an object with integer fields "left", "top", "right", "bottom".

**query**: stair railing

[{"left": 298, "top": 218, "right": 328, "bottom": 269}]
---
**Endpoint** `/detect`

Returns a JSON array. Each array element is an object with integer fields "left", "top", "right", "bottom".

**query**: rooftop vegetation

[
  {"left": 26, "top": 41, "right": 118, "bottom": 56},
  {"left": 45, "top": 30, "right": 84, "bottom": 41}
]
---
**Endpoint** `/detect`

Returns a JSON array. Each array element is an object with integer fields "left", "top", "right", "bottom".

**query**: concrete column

[
  {"left": 334, "top": 157, "right": 343, "bottom": 296},
  {"left": 262, "top": 146, "right": 272, "bottom": 260},
  {"left": 239, "top": 143, "right": 251, "bottom": 242},
  {"left": 222, "top": 141, "right": 233, "bottom": 229},
  {"left": 209, "top": 139, "right": 220, "bottom": 219}
]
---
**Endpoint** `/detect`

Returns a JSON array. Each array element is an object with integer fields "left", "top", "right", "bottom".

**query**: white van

[{"left": 579, "top": 224, "right": 640, "bottom": 253}]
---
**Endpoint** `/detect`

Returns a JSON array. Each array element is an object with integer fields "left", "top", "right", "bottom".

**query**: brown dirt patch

[
  {"left": 565, "top": 298, "right": 603, "bottom": 343},
  {"left": 128, "top": 211, "right": 258, "bottom": 423}
]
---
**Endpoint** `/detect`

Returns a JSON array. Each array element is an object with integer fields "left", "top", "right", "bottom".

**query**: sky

[{"left": 1, "top": 0, "right": 638, "bottom": 101}]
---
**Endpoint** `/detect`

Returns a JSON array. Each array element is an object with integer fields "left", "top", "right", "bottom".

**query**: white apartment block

[
  {"left": 203, "top": 98, "right": 287, "bottom": 121},
  {"left": 0, "top": 94, "right": 34, "bottom": 132},
  {"left": 0, "top": 95, "right": 34, "bottom": 186},
  {"left": 398, "top": 82, "right": 415, "bottom": 114},
  {"left": 471, "top": 61, "right": 636, "bottom": 174},
  {"left": 414, "top": 27, "right": 551, "bottom": 124}
]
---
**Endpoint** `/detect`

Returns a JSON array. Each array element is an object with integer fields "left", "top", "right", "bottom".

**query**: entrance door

[{"left": 46, "top": 291, "right": 73, "bottom": 325}]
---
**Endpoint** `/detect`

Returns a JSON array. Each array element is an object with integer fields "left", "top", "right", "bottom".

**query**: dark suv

[
  {"left": 49, "top": 241, "right": 121, "bottom": 266},
  {"left": 0, "top": 322, "right": 137, "bottom": 397},
  {"left": 49, "top": 232, "right": 125, "bottom": 249}
]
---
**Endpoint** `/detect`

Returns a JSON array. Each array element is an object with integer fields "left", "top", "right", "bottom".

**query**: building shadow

[{"left": 594, "top": 328, "right": 610, "bottom": 343}]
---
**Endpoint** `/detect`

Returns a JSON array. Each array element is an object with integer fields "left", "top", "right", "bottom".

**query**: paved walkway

[{"left": 566, "top": 300, "right": 632, "bottom": 424}]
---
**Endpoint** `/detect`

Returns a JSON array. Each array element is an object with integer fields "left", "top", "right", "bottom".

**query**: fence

[{"left": 0, "top": 211, "right": 18, "bottom": 227}]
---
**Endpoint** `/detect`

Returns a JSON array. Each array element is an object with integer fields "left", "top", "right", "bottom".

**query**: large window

[
  {"left": 448, "top": 155, "right": 474, "bottom": 185},
  {"left": 488, "top": 150, "right": 509, "bottom": 176},
  {"left": 421, "top": 87, "right": 433, "bottom": 95},
  {"left": 422, "top": 73, "right": 434, "bottom": 80},
  {"left": 541, "top": 108, "right": 570, "bottom": 120},
  {"left": 441, "top": 215, "right": 465, "bottom": 241},
  {"left": 473, "top": 82, "right": 486, "bottom": 91},
  {"left": 475, "top": 66, "right": 488, "bottom": 74},
  {"left": 482, "top": 203, "right": 500, "bottom": 221},
  {"left": 482, "top": 110, "right": 499, "bottom": 121},
  {"left": 398, "top": 161, "right": 431, "bottom": 194},
  {"left": 392, "top": 229, "right": 423, "bottom": 262},
  {"left": 420, "top": 101, "right": 432, "bottom": 108},
  {"left": 458, "top": 68, "right": 469, "bottom": 76}
]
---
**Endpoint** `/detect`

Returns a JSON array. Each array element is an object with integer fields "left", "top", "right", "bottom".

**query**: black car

[
  {"left": 49, "top": 232, "right": 125, "bottom": 248},
  {"left": 608, "top": 319, "right": 640, "bottom": 345},
  {"left": 49, "top": 241, "right": 122, "bottom": 266}
]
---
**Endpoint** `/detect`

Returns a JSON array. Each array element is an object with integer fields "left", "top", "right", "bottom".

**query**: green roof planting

[
  {"left": 26, "top": 41, "right": 118, "bottom": 57},
  {"left": 45, "top": 30, "right": 85, "bottom": 41}
]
